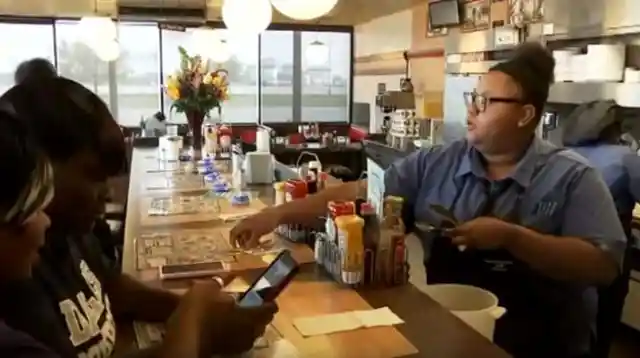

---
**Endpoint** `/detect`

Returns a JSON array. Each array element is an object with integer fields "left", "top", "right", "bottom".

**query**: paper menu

[{"left": 292, "top": 307, "right": 404, "bottom": 337}]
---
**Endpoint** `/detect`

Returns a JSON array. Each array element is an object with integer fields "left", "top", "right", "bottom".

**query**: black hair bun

[{"left": 511, "top": 42, "right": 555, "bottom": 84}]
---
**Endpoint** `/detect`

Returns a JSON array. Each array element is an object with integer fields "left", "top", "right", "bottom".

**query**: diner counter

[{"left": 119, "top": 146, "right": 510, "bottom": 358}]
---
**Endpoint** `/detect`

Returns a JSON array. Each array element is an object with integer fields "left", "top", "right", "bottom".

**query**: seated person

[
  {"left": 0, "top": 77, "right": 276, "bottom": 357},
  {"left": 13, "top": 57, "right": 124, "bottom": 267},
  {"left": 0, "top": 109, "right": 59, "bottom": 357}
]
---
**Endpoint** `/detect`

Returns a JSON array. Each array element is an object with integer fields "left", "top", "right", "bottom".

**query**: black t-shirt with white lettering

[{"left": 0, "top": 232, "right": 117, "bottom": 358}]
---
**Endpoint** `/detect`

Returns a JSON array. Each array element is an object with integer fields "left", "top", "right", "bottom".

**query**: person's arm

[
  {"left": 79, "top": 234, "right": 180, "bottom": 322},
  {"left": 106, "top": 274, "right": 180, "bottom": 322},
  {"left": 271, "top": 180, "right": 364, "bottom": 225},
  {"left": 116, "top": 307, "right": 202, "bottom": 358},
  {"left": 504, "top": 167, "right": 626, "bottom": 285},
  {"left": 270, "top": 148, "right": 432, "bottom": 225}
]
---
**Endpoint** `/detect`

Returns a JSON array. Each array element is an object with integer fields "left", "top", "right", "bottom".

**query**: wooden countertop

[{"left": 120, "top": 147, "right": 510, "bottom": 358}]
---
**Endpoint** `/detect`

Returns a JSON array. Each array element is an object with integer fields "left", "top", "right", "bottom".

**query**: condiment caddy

[{"left": 316, "top": 196, "right": 409, "bottom": 288}]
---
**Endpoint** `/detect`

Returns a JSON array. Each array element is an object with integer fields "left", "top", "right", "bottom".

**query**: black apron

[{"left": 425, "top": 153, "right": 592, "bottom": 358}]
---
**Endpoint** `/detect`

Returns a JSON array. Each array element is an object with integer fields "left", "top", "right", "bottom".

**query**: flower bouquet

[{"left": 165, "top": 46, "right": 229, "bottom": 155}]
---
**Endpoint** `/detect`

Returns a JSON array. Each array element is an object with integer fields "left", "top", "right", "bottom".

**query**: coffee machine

[{"left": 374, "top": 90, "right": 419, "bottom": 151}]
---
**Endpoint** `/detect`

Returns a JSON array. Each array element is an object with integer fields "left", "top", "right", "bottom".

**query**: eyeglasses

[{"left": 464, "top": 91, "right": 523, "bottom": 113}]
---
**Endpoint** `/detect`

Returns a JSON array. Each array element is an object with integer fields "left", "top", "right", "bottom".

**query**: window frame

[{"left": 0, "top": 17, "right": 354, "bottom": 125}]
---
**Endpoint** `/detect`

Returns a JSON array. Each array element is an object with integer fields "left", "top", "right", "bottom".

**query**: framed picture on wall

[{"left": 462, "top": 0, "right": 491, "bottom": 31}]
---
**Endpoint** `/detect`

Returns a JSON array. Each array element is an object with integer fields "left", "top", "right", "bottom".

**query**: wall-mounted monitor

[{"left": 428, "top": 0, "right": 461, "bottom": 29}]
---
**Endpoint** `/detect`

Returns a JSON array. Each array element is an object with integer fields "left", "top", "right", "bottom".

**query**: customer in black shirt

[
  {"left": 0, "top": 78, "right": 276, "bottom": 357},
  {"left": 14, "top": 57, "right": 122, "bottom": 265}
]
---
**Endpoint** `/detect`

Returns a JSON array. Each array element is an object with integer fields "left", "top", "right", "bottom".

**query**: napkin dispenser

[{"left": 244, "top": 152, "right": 275, "bottom": 184}]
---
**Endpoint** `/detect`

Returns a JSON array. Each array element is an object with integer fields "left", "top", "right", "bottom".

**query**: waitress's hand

[
  {"left": 447, "top": 217, "right": 517, "bottom": 250},
  {"left": 230, "top": 208, "right": 281, "bottom": 249}
]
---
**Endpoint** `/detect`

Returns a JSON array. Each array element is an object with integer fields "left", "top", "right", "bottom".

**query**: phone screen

[
  {"left": 238, "top": 250, "right": 299, "bottom": 307},
  {"left": 161, "top": 262, "right": 223, "bottom": 275}
]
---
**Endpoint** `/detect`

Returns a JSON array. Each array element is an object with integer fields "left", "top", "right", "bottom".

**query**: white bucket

[{"left": 424, "top": 284, "right": 506, "bottom": 341}]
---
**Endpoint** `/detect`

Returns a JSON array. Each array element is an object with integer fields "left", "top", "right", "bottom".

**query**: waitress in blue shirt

[
  {"left": 231, "top": 43, "right": 626, "bottom": 358},
  {"left": 563, "top": 105, "right": 640, "bottom": 358}
]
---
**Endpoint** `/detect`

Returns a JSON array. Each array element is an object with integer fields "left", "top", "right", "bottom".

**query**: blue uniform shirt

[
  {"left": 571, "top": 144, "right": 640, "bottom": 221},
  {"left": 384, "top": 137, "right": 626, "bottom": 354}
]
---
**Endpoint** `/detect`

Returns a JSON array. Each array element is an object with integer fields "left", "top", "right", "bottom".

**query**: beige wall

[
  {"left": 355, "top": 9, "right": 413, "bottom": 57},
  {"left": 353, "top": 9, "right": 414, "bottom": 132},
  {"left": 353, "top": 5, "right": 448, "bottom": 130}
]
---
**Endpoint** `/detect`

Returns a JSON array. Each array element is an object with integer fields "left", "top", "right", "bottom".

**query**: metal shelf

[{"left": 548, "top": 82, "right": 640, "bottom": 108}]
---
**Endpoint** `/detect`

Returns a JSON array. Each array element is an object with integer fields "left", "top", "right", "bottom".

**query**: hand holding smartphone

[{"left": 237, "top": 249, "right": 300, "bottom": 307}]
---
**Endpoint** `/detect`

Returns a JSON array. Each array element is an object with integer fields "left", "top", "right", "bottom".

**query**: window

[
  {"left": 2, "top": 20, "right": 353, "bottom": 125},
  {"left": 117, "top": 22, "right": 161, "bottom": 127},
  {"left": 217, "top": 34, "right": 259, "bottom": 123},
  {"left": 0, "top": 22, "right": 55, "bottom": 94},
  {"left": 161, "top": 27, "right": 259, "bottom": 124},
  {"left": 55, "top": 20, "right": 110, "bottom": 108},
  {"left": 301, "top": 32, "right": 351, "bottom": 122},
  {"left": 260, "top": 31, "right": 294, "bottom": 123}
]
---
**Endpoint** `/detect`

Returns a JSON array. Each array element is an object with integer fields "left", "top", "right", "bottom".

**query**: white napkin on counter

[{"left": 293, "top": 307, "right": 404, "bottom": 337}]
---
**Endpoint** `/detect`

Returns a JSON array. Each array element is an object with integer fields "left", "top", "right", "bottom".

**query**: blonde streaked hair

[{"left": 1, "top": 157, "right": 54, "bottom": 225}]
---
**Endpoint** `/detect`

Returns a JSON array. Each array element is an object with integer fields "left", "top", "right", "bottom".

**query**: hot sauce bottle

[
  {"left": 359, "top": 202, "right": 379, "bottom": 284},
  {"left": 378, "top": 196, "right": 405, "bottom": 285}
]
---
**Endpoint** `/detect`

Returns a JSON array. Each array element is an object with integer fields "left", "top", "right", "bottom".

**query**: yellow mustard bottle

[{"left": 334, "top": 215, "right": 364, "bottom": 285}]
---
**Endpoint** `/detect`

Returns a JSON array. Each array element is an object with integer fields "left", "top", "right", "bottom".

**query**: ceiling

[{"left": 116, "top": 0, "right": 425, "bottom": 25}]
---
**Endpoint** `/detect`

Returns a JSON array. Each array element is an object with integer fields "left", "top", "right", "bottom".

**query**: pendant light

[
  {"left": 79, "top": 16, "right": 117, "bottom": 48},
  {"left": 94, "top": 40, "right": 121, "bottom": 62},
  {"left": 222, "top": 0, "right": 272, "bottom": 37},
  {"left": 271, "top": 0, "right": 339, "bottom": 20},
  {"left": 306, "top": 40, "right": 329, "bottom": 66}
]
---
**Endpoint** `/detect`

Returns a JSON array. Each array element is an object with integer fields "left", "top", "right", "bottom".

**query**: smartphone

[
  {"left": 237, "top": 250, "right": 300, "bottom": 307},
  {"left": 429, "top": 204, "right": 458, "bottom": 225},
  {"left": 159, "top": 262, "right": 224, "bottom": 280}
]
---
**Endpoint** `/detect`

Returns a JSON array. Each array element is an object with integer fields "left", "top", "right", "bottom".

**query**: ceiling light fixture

[
  {"left": 222, "top": 0, "right": 272, "bottom": 37},
  {"left": 79, "top": 16, "right": 117, "bottom": 48},
  {"left": 305, "top": 40, "right": 329, "bottom": 66},
  {"left": 94, "top": 40, "right": 121, "bottom": 62},
  {"left": 271, "top": 0, "right": 339, "bottom": 20}
]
